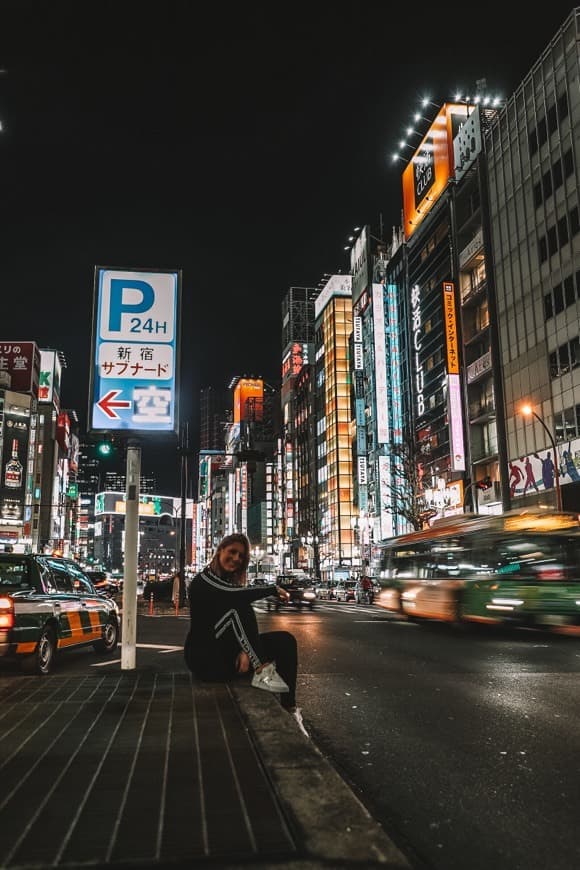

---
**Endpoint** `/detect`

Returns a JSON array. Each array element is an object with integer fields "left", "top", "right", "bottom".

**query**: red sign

[
  {"left": 0, "top": 342, "right": 41, "bottom": 396},
  {"left": 56, "top": 412, "right": 71, "bottom": 454},
  {"left": 97, "top": 389, "right": 132, "bottom": 419}
]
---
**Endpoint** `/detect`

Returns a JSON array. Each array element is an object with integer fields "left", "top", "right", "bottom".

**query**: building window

[
  {"left": 570, "top": 205, "right": 580, "bottom": 236},
  {"left": 564, "top": 275, "right": 575, "bottom": 307},
  {"left": 558, "top": 91, "right": 569, "bottom": 123},
  {"left": 539, "top": 235, "right": 547, "bottom": 263},
  {"left": 570, "top": 336, "right": 580, "bottom": 370},
  {"left": 563, "top": 148, "right": 574, "bottom": 178},
  {"left": 559, "top": 343, "right": 570, "bottom": 376},
  {"left": 538, "top": 117, "right": 547, "bottom": 147},
  {"left": 548, "top": 226, "right": 558, "bottom": 257},
  {"left": 542, "top": 169, "right": 553, "bottom": 200},
  {"left": 558, "top": 216, "right": 569, "bottom": 248},
  {"left": 534, "top": 181, "right": 543, "bottom": 209},
  {"left": 529, "top": 129, "right": 538, "bottom": 156},
  {"left": 553, "top": 282, "right": 563, "bottom": 315}
]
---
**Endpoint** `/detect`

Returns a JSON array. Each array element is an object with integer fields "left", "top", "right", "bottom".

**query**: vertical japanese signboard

[
  {"left": 88, "top": 267, "right": 181, "bottom": 436},
  {"left": 0, "top": 390, "right": 32, "bottom": 532},
  {"left": 443, "top": 282, "right": 465, "bottom": 472}
]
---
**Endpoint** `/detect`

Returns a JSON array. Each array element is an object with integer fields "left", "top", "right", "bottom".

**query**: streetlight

[{"left": 520, "top": 404, "right": 562, "bottom": 511}]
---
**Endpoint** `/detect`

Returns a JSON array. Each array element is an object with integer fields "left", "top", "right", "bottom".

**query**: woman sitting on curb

[{"left": 183, "top": 533, "right": 307, "bottom": 735}]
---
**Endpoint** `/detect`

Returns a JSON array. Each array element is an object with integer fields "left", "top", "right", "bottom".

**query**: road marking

[{"left": 91, "top": 642, "right": 183, "bottom": 666}]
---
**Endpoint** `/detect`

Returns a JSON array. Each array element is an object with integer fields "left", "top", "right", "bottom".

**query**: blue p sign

[
  {"left": 108, "top": 279, "right": 155, "bottom": 332},
  {"left": 99, "top": 270, "right": 176, "bottom": 342}
]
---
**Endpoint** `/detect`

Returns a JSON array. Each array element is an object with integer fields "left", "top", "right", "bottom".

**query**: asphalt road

[
  {"left": 253, "top": 599, "right": 580, "bottom": 870},
  {"left": 3, "top": 599, "right": 579, "bottom": 870}
]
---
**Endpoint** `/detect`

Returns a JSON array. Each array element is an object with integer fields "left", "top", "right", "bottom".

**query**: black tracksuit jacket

[{"left": 184, "top": 567, "right": 276, "bottom": 680}]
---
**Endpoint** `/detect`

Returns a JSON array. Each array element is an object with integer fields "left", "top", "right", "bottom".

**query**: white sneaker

[
  {"left": 251, "top": 662, "right": 289, "bottom": 693},
  {"left": 289, "top": 706, "right": 309, "bottom": 738}
]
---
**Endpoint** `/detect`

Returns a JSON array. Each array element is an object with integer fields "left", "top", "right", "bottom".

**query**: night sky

[{"left": 1, "top": 2, "right": 577, "bottom": 491}]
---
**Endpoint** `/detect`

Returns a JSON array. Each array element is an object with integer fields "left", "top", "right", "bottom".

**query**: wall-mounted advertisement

[
  {"left": 443, "top": 282, "right": 459, "bottom": 375},
  {"left": 0, "top": 342, "right": 41, "bottom": 396},
  {"left": 453, "top": 105, "right": 482, "bottom": 182},
  {"left": 372, "top": 284, "right": 389, "bottom": 445},
  {"left": 509, "top": 438, "right": 580, "bottom": 499},
  {"left": 88, "top": 267, "right": 181, "bottom": 436},
  {"left": 350, "top": 226, "right": 369, "bottom": 308},
  {"left": 94, "top": 491, "right": 191, "bottom": 517},
  {"left": 386, "top": 284, "right": 403, "bottom": 444},
  {"left": 38, "top": 349, "right": 62, "bottom": 408},
  {"left": 314, "top": 274, "right": 352, "bottom": 319},
  {"left": 402, "top": 103, "right": 474, "bottom": 241},
  {"left": 378, "top": 455, "right": 394, "bottom": 540},
  {"left": 447, "top": 374, "right": 466, "bottom": 471},
  {"left": 0, "top": 390, "right": 32, "bottom": 528},
  {"left": 282, "top": 343, "right": 310, "bottom": 381},
  {"left": 233, "top": 378, "right": 264, "bottom": 423}
]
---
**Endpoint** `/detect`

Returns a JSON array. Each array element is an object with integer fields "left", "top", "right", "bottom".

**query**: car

[
  {"left": 334, "top": 579, "right": 357, "bottom": 602},
  {"left": 0, "top": 553, "right": 120, "bottom": 675},
  {"left": 85, "top": 570, "right": 121, "bottom": 597},
  {"left": 314, "top": 580, "right": 335, "bottom": 600},
  {"left": 143, "top": 574, "right": 181, "bottom": 603},
  {"left": 266, "top": 575, "right": 317, "bottom": 611}
]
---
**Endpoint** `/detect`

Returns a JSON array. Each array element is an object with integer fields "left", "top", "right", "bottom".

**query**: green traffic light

[{"left": 98, "top": 442, "right": 113, "bottom": 457}]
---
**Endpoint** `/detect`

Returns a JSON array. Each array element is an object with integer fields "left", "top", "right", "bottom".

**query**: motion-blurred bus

[{"left": 375, "top": 510, "right": 580, "bottom": 630}]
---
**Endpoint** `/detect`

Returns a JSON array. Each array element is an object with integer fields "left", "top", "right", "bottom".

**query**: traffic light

[
  {"left": 476, "top": 476, "right": 493, "bottom": 490},
  {"left": 97, "top": 440, "right": 114, "bottom": 458}
]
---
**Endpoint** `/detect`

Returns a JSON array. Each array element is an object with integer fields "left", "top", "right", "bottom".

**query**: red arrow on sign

[{"left": 97, "top": 390, "right": 132, "bottom": 419}]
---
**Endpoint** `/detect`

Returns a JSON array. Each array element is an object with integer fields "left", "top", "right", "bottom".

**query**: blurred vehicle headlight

[{"left": 303, "top": 591, "right": 315, "bottom": 600}]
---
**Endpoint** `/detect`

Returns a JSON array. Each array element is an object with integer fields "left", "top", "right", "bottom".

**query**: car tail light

[{"left": 0, "top": 596, "right": 15, "bottom": 629}]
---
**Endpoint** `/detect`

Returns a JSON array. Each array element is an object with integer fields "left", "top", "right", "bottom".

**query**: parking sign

[{"left": 88, "top": 267, "right": 181, "bottom": 435}]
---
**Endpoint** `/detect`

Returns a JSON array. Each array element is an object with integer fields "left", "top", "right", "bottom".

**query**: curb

[{"left": 232, "top": 684, "right": 411, "bottom": 868}]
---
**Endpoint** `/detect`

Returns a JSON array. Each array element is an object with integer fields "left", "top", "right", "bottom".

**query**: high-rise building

[
  {"left": 485, "top": 7, "right": 580, "bottom": 512},
  {"left": 199, "top": 386, "right": 230, "bottom": 451},
  {"left": 280, "top": 287, "right": 317, "bottom": 564},
  {"left": 314, "top": 275, "right": 354, "bottom": 577}
]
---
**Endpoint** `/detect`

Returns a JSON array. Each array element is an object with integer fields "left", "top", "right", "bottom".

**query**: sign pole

[
  {"left": 178, "top": 422, "right": 188, "bottom": 605},
  {"left": 121, "top": 439, "right": 141, "bottom": 669}
]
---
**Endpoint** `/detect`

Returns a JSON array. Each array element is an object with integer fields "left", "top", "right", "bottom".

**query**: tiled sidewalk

[{"left": 0, "top": 614, "right": 411, "bottom": 869}]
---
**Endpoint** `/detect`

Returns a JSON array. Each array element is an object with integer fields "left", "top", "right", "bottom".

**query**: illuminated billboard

[
  {"left": 88, "top": 267, "right": 181, "bottom": 435},
  {"left": 402, "top": 103, "right": 474, "bottom": 240},
  {"left": 0, "top": 342, "right": 41, "bottom": 396},
  {"left": 233, "top": 378, "right": 263, "bottom": 423},
  {"left": 443, "top": 282, "right": 459, "bottom": 375},
  {"left": 94, "top": 492, "right": 187, "bottom": 517},
  {"left": 0, "top": 390, "right": 32, "bottom": 528},
  {"left": 38, "top": 349, "right": 62, "bottom": 408}
]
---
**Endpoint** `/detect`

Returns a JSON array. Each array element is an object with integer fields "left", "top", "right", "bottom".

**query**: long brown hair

[{"left": 208, "top": 533, "right": 250, "bottom": 585}]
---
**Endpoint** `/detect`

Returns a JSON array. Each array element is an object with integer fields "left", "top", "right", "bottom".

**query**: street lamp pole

[{"left": 521, "top": 405, "right": 562, "bottom": 511}]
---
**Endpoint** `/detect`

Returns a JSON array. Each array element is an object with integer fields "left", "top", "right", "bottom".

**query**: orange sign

[
  {"left": 233, "top": 378, "right": 264, "bottom": 423},
  {"left": 443, "top": 282, "right": 459, "bottom": 374},
  {"left": 402, "top": 103, "right": 474, "bottom": 240}
]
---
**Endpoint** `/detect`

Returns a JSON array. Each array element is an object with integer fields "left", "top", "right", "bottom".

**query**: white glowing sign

[
  {"left": 372, "top": 284, "right": 389, "bottom": 444},
  {"left": 447, "top": 374, "right": 466, "bottom": 471}
]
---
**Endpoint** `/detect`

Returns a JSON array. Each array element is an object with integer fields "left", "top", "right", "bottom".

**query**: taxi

[{"left": 0, "top": 553, "right": 120, "bottom": 675}]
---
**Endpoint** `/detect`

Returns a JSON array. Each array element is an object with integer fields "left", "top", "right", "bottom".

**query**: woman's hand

[{"left": 275, "top": 585, "right": 290, "bottom": 602}]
